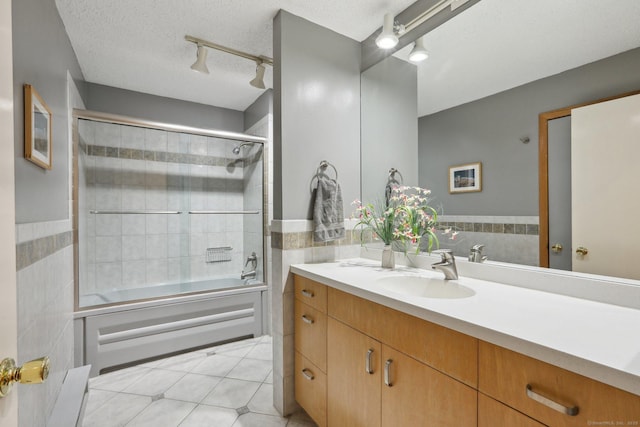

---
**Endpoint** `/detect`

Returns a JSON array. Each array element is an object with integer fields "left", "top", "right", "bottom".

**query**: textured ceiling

[
  {"left": 55, "top": 0, "right": 417, "bottom": 112},
  {"left": 393, "top": 0, "right": 640, "bottom": 116},
  {"left": 56, "top": 0, "right": 640, "bottom": 115}
]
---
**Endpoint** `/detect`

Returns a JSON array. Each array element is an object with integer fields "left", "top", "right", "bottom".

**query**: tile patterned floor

[{"left": 83, "top": 336, "right": 316, "bottom": 427}]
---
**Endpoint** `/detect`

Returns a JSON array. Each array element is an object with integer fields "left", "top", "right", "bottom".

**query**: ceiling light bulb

[
  {"left": 190, "top": 45, "right": 209, "bottom": 74},
  {"left": 375, "top": 13, "right": 399, "bottom": 49},
  {"left": 250, "top": 63, "right": 266, "bottom": 89},
  {"left": 409, "top": 38, "right": 429, "bottom": 63}
]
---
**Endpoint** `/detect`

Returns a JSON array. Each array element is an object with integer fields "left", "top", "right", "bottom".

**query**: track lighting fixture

[
  {"left": 408, "top": 38, "right": 429, "bottom": 63},
  {"left": 185, "top": 35, "right": 273, "bottom": 89},
  {"left": 375, "top": 13, "right": 401, "bottom": 49},
  {"left": 375, "top": 0, "right": 469, "bottom": 51},
  {"left": 249, "top": 62, "right": 266, "bottom": 89},
  {"left": 190, "top": 44, "right": 210, "bottom": 74}
]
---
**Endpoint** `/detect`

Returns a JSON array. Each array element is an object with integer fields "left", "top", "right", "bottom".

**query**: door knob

[
  {"left": 551, "top": 244, "right": 563, "bottom": 253},
  {"left": 576, "top": 247, "right": 589, "bottom": 256},
  {"left": 0, "top": 356, "right": 50, "bottom": 398}
]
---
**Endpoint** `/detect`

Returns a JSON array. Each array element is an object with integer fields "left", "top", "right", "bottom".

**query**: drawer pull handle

[
  {"left": 526, "top": 384, "right": 579, "bottom": 416},
  {"left": 302, "top": 368, "right": 315, "bottom": 381},
  {"left": 365, "top": 349, "right": 374, "bottom": 374},
  {"left": 384, "top": 359, "right": 393, "bottom": 387},
  {"left": 301, "top": 314, "right": 314, "bottom": 324},
  {"left": 301, "top": 289, "right": 314, "bottom": 298}
]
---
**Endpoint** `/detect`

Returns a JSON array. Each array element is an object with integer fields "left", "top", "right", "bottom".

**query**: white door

[
  {"left": 571, "top": 93, "right": 640, "bottom": 279},
  {"left": 0, "top": 0, "right": 18, "bottom": 424}
]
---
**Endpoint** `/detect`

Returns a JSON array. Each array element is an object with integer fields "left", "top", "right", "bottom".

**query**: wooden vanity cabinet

[
  {"left": 294, "top": 275, "right": 478, "bottom": 427},
  {"left": 479, "top": 341, "right": 640, "bottom": 426},
  {"left": 293, "top": 274, "right": 640, "bottom": 427}
]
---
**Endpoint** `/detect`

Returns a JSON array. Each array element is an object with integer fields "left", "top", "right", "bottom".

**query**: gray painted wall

[
  {"left": 12, "top": 0, "right": 85, "bottom": 223},
  {"left": 244, "top": 89, "right": 273, "bottom": 131},
  {"left": 274, "top": 11, "right": 361, "bottom": 220},
  {"left": 361, "top": 56, "right": 418, "bottom": 204},
  {"left": 86, "top": 83, "right": 244, "bottom": 132},
  {"left": 418, "top": 47, "right": 640, "bottom": 216}
]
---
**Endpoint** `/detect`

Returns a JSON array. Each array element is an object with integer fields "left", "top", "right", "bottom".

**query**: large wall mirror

[{"left": 361, "top": 0, "right": 640, "bottom": 280}]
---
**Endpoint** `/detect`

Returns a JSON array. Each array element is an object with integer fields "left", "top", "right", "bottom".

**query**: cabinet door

[
  {"left": 381, "top": 345, "right": 477, "bottom": 427},
  {"left": 327, "top": 317, "right": 381, "bottom": 427}
]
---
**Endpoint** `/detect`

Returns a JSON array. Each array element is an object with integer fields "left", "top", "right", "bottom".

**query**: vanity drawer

[
  {"left": 295, "top": 299, "right": 327, "bottom": 372},
  {"left": 294, "top": 275, "right": 327, "bottom": 313},
  {"left": 478, "top": 393, "right": 545, "bottom": 427},
  {"left": 328, "top": 287, "right": 477, "bottom": 387},
  {"left": 295, "top": 351, "right": 327, "bottom": 427},
  {"left": 479, "top": 341, "right": 640, "bottom": 426}
]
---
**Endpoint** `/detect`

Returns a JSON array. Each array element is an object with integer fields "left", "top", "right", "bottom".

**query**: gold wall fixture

[{"left": 0, "top": 356, "right": 50, "bottom": 398}]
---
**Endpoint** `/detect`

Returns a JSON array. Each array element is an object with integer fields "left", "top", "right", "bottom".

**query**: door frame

[{"left": 538, "top": 89, "right": 640, "bottom": 267}]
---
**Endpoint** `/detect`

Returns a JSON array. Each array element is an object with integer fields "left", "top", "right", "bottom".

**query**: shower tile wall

[{"left": 78, "top": 120, "right": 251, "bottom": 301}]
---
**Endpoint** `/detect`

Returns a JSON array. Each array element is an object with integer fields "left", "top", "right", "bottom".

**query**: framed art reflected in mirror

[
  {"left": 449, "top": 162, "right": 481, "bottom": 193},
  {"left": 24, "top": 84, "right": 52, "bottom": 170}
]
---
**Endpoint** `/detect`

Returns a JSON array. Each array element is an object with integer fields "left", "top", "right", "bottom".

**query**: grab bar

[
  {"left": 188, "top": 210, "right": 260, "bottom": 215},
  {"left": 90, "top": 210, "right": 182, "bottom": 215}
]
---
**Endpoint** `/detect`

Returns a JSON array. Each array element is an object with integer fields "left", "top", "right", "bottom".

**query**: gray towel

[{"left": 313, "top": 175, "right": 345, "bottom": 242}]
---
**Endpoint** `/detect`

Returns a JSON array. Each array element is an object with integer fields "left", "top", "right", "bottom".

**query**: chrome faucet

[
  {"left": 431, "top": 249, "right": 458, "bottom": 280},
  {"left": 241, "top": 252, "right": 258, "bottom": 280},
  {"left": 469, "top": 244, "right": 488, "bottom": 263}
]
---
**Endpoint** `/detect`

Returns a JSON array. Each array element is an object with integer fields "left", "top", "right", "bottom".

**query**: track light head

[
  {"left": 190, "top": 45, "right": 209, "bottom": 74},
  {"left": 249, "top": 63, "right": 266, "bottom": 89},
  {"left": 408, "top": 38, "right": 429, "bottom": 63},
  {"left": 376, "top": 13, "right": 399, "bottom": 49}
]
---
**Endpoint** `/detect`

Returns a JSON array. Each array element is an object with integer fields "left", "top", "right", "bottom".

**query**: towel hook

[{"left": 310, "top": 160, "right": 339, "bottom": 193}]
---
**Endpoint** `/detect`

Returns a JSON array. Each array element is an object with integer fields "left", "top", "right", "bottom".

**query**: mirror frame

[{"left": 538, "top": 89, "right": 640, "bottom": 267}]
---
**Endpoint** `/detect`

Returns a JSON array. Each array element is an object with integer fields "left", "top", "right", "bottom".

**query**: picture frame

[
  {"left": 24, "top": 84, "right": 52, "bottom": 169},
  {"left": 449, "top": 162, "right": 482, "bottom": 193}
]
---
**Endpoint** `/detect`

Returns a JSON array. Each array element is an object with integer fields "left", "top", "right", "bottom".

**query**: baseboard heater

[{"left": 79, "top": 291, "right": 263, "bottom": 376}]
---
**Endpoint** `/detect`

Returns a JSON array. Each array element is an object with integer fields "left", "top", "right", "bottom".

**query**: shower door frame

[{"left": 71, "top": 109, "right": 267, "bottom": 311}]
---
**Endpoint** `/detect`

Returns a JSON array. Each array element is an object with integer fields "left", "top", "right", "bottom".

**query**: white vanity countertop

[{"left": 290, "top": 258, "right": 640, "bottom": 396}]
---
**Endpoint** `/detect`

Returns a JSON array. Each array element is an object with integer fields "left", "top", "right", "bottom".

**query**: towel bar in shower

[
  {"left": 188, "top": 210, "right": 260, "bottom": 215},
  {"left": 90, "top": 210, "right": 182, "bottom": 214}
]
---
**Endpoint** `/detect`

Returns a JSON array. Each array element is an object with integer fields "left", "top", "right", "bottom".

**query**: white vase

[{"left": 381, "top": 245, "right": 395, "bottom": 269}]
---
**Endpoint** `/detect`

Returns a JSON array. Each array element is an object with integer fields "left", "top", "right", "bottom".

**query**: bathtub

[{"left": 74, "top": 278, "right": 267, "bottom": 376}]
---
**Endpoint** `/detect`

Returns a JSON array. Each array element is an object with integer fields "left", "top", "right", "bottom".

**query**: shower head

[{"left": 232, "top": 143, "right": 251, "bottom": 155}]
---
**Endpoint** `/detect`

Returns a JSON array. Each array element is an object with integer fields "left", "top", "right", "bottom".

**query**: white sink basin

[{"left": 375, "top": 276, "right": 475, "bottom": 299}]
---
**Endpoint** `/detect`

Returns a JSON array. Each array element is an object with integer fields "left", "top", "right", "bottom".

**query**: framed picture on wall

[
  {"left": 24, "top": 84, "right": 53, "bottom": 170},
  {"left": 449, "top": 162, "right": 482, "bottom": 193}
]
